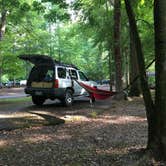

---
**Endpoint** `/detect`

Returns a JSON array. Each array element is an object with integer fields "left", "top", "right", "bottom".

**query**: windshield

[{"left": 78, "top": 71, "right": 89, "bottom": 81}]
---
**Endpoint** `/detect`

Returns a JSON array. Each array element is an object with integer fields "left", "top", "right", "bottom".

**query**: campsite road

[{"left": 0, "top": 87, "right": 26, "bottom": 99}]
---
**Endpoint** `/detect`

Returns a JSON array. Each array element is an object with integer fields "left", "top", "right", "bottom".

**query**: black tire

[
  {"left": 32, "top": 96, "right": 45, "bottom": 106},
  {"left": 61, "top": 89, "right": 73, "bottom": 107}
]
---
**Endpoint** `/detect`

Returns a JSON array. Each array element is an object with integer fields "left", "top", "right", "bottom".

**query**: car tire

[
  {"left": 32, "top": 96, "right": 45, "bottom": 106},
  {"left": 61, "top": 89, "right": 73, "bottom": 107}
]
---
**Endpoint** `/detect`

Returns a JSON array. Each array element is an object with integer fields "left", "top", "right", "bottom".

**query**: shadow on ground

[
  {"left": 0, "top": 98, "right": 94, "bottom": 131},
  {"left": 0, "top": 113, "right": 65, "bottom": 131}
]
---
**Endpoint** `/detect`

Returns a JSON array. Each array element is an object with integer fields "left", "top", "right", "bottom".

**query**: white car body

[{"left": 19, "top": 54, "right": 98, "bottom": 106}]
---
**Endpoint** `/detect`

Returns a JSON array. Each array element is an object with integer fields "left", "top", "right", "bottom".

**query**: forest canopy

[{"left": 0, "top": 0, "right": 154, "bottom": 83}]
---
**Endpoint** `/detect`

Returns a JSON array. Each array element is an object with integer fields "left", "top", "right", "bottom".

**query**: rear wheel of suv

[
  {"left": 61, "top": 89, "right": 73, "bottom": 107},
  {"left": 32, "top": 96, "right": 45, "bottom": 106}
]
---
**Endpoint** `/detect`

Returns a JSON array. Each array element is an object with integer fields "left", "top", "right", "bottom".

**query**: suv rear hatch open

[
  {"left": 19, "top": 54, "right": 55, "bottom": 89},
  {"left": 19, "top": 54, "right": 55, "bottom": 66}
]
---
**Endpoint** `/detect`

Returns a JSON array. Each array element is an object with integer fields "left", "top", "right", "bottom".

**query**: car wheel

[
  {"left": 32, "top": 96, "right": 45, "bottom": 106},
  {"left": 62, "top": 89, "right": 73, "bottom": 107}
]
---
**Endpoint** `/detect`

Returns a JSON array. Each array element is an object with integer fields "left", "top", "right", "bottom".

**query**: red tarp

[{"left": 77, "top": 81, "right": 117, "bottom": 100}]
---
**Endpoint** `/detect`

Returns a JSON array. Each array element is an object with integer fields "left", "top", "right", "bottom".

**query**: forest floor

[{"left": 0, "top": 88, "right": 164, "bottom": 166}]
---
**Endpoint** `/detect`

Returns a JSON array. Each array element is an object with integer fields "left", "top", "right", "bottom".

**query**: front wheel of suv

[
  {"left": 32, "top": 96, "right": 45, "bottom": 106},
  {"left": 61, "top": 89, "right": 73, "bottom": 107}
]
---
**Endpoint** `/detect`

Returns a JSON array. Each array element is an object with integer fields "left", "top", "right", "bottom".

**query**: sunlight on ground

[
  {"left": 96, "top": 145, "right": 146, "bottom": 156},
  {"left": 0, "top": 113, "right": 43, "bottom": 120},
  {"left": 110, "top": 115, "right": 146, "bottom": 123},
  {"left": 28, "top": 111, "right": 52, "bottom": 115},
  {"left": 127, "top": 97, "right": 134, "bottom": 101},
  {"left": 0, "top": 140, "right": 8, "bottom": 147},
  {"left": 62, "top": 115, "right": 89, "bottom": 122},
  {"left": 0, "top": 110, "right": 55, "bottom": 119},
  {"left": 94, "top": 115, "right": 146, "bottom": 124},
  {"left": 62, "top": 114, "right": 146, "bottom": 124}
]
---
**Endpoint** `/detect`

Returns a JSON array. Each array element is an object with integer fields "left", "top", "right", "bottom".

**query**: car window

[
  {"left": 69, "top": 69, "right": 78, "bottom": 79},
  {"left": 29, "top": 66, "right": 53, "bottom": 82},
  {"left": 78, "top": 71, "right": 89, "bottom": 81},
  {"left": 58, "top": 67, "right": 66, "bottom": 78},
  {"left": 44, "top": 70, "right": 53, "bottom": 81}
]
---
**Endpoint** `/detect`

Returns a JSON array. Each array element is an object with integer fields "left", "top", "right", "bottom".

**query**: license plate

[{"left": 35, "top": 91, "right": 43, "bottom": 95}]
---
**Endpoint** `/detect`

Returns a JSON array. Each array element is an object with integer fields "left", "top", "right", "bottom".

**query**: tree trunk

[
  {"left": 0, "top": 10, "right": 7, "bottom": 83},
  {"left": 108, "top": 51, "right": 114, "bottom": 91},
  {"left": 124, "top": 0, "right": 156, "bottom": 150},
  {"left": 129, "top": 28, "right": 141, "bottom": 96},
  {"left": 0, "top": 56, "right": 2, "bottom": 84},
  {"left": 113, "top": 0, "right": 122, "bottom": 92},
  {"left": 154, "top": 0, "right": 166, "bottom": 158},
  {"left": 0, "top": 67, "right": 2, "bottom": 84},
  {"left": 124, "top": 47, "right": 129, "bottom": 88},
  {"left": 0, "top": 10, "right": 7, "bottom": 40},
  {"left": 97, "top": 43, "right": 103, "bottom": 80}
]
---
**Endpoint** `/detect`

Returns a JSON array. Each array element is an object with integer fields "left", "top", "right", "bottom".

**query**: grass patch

[
  {"left": 0, "top": 97, "right": 31, "bottom": 104},
  {"left": 88, "top": 109, "right": 106, "bottom": 118},
  {"left": 89, "top": 111, "right": 98, "bottom": 118}
]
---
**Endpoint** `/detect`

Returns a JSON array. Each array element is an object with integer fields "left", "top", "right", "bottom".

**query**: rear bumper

[{"left": 25, "top": 87, "right": 66, "bottom": 99}]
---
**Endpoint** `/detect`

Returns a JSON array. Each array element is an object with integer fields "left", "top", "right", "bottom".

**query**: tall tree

[
  {"left": 113, "top": 0, "right": 122, "bottom": 92},
  {"left": 125, "top": 0, "right": 166, "bottom": 159},
  {"left": 129, "top": 28, "right": 141, "bottom": 96},
  {"left": 154, "top": 0, "right": 166, "bottom": 158},
  {"left": 124, "top": 0, "right": 156, "bottom": 151},
  {"left": 0, "top": 10, "right": 7, "bottom": 40}
]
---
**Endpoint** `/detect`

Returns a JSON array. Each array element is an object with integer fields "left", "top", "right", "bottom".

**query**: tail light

[{"left": 54, "top": 79, "right": 59, "bottom": 88}]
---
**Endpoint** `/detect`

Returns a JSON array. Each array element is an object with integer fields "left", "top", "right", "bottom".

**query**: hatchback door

[
  {"left": 19, "top": 55, "right": 55, "bottom": 89},
  {"left": 19, "top": 54, "right": 55, "bottom": 66}
]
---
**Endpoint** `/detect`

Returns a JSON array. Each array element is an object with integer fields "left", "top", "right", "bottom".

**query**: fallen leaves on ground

[{"left": 0, "top": 97, "right": 164, "bottom": 166}]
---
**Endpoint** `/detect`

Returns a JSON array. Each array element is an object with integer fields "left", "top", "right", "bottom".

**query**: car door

[
  {"left": 56, "top": 67, "right": 71, "bottom": 89},
  {"left": 69, "top": 69, "right": 82, "bottom": 95},
  {"left": 77, "top": 71, "right": 97, "bottom": 95}
]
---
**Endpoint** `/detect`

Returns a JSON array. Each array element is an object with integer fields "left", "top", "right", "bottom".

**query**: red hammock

[{"left": 76, "top": 81, "right": 117, "bottom": 100}]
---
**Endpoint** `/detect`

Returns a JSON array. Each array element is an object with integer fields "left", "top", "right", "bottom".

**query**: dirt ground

[{"left": 0, "top": 88, "right": 164, "bottom": 165}]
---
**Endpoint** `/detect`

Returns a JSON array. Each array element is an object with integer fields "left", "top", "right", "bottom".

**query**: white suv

[{"left": 19, "top": 55, "right": 97, "bottom": 106}]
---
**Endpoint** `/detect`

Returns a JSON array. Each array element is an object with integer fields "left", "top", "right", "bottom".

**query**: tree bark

[
  {"left": 129, "top": 28, "right": 141, "bottom": 96},
  {"left": 0, "top": 10, "right": 7, "bottom": 40},
  {"left": 113, "top": 0, "right": 122, "bottom": 92},
  {"left": 154, "top": 0, "right": 166, "bottom": 158},
  {"left": 0, "top": 10, "right": 7, "bottom": 83},
  {"left": 124, "top": 47, "right": 129, "bottom": 88},
  {"left": 108, "top": 51, "right": 114, "bottom": 91},
  {"left": 124, "top": 0, "right": 156, "bottom": 150},
  {"left": 0, "top": 66, "right": 2, "bottom": 84}
]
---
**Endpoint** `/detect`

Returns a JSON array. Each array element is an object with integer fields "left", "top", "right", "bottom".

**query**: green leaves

[
  {"left": 41, "top": 0, "right": 68, "bottom": 8},
  {"left": 20, "top": 2, "right": 31, "bottom": 12},
  {"left": 44, "top": 5, "right": 69, "bottom": 22},
  {"left": 0, "top": 0, "right": 20, "bottom": 10},
  {"left": 32, "top": 1, "right": 45, "bottom": 13},
  {"left": 0, "top": 0, "right": 155, "bottom": 82}
]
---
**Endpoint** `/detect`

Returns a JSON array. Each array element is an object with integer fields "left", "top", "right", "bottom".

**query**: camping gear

[{"left": 74, "top": 80, "right": 117, "bottom": 100}]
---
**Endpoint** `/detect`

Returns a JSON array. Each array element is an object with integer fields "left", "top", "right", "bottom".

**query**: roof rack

[{"left": 54, "top": 61, "right": 79, "bottom": 70}]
